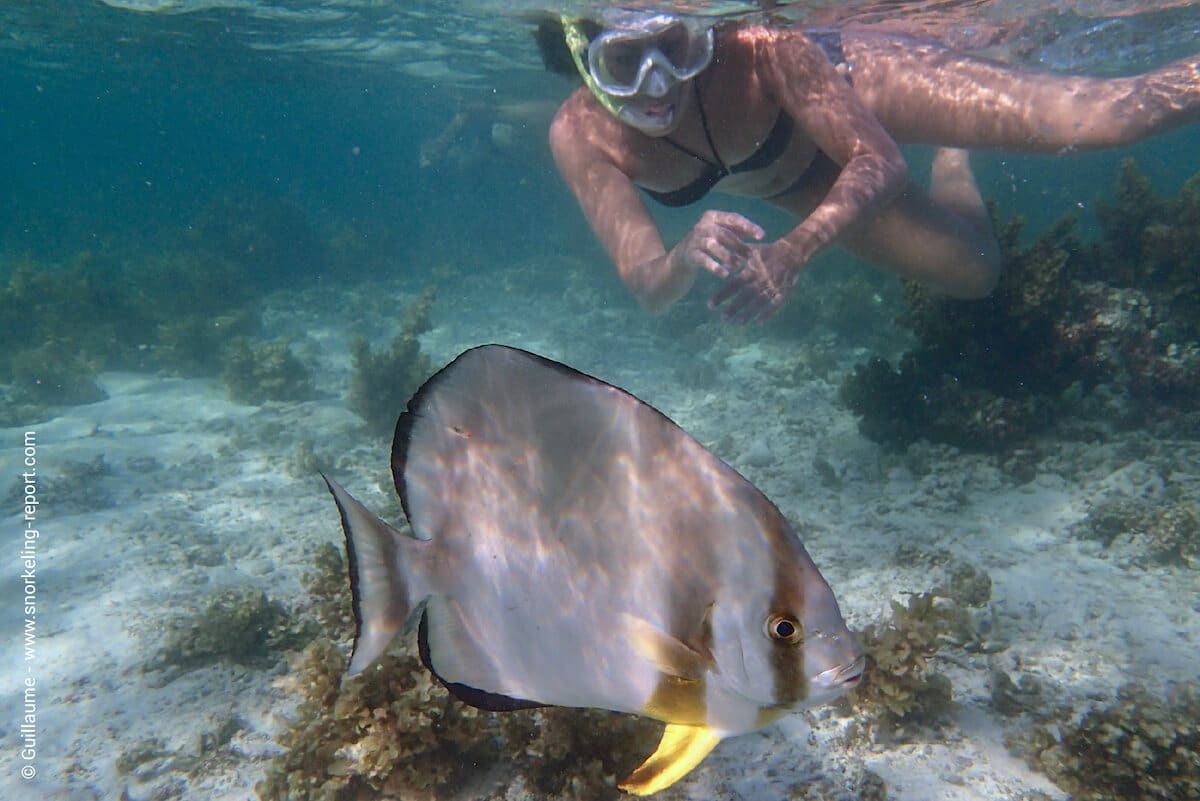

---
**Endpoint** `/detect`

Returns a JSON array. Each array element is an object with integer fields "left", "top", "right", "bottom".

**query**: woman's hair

[{"left": 530, "top": 13, "right": 601, "bottom": 79}]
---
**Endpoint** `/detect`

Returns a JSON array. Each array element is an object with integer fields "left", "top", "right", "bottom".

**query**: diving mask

[
  {"left": 563, "top": 12, "right": 713, "bottom": 115},
  {"left": 587, "top": 14, "right": 714, "bottom": 97}
]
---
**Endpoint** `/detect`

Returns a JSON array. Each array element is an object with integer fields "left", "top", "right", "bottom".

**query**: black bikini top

[
  {"left": 640, "top": 28, "right": 848, "bottom": 208},
  {"left": 642, "top": 80, "right": 793, "bottom": 207}
]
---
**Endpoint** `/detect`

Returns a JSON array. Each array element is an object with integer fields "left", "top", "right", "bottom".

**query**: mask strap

[{"left": 562, "top": 15, "right": 626, "bottom": 119}]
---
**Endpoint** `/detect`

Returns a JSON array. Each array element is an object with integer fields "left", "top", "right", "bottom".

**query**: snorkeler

[{"left": 536, "top": 10, "right": 1200, "bottom": 321}]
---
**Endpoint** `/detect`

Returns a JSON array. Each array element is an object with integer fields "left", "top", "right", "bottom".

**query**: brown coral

[
  {"left": 348, "top": 286, "right": 437, "bottom": 433},
  {"left": 1017, "top": 682, "right": 1200, "bottom": 801},
  {"left": 842, "top": 159, "right": 1200, "bottom": 453},
  {"left": 844, "top": 593, "right": 956, "bottom": 737}
]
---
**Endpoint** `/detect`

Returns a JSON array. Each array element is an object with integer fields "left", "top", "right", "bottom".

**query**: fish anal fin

[
  {"left": 624, "top": 613, "right": 714, "bottom": 681},
  {"left": 619, "top": 724, "right": 721, "bottom": 795},
  {"left": 416, "top": 610, "right": 544, "bottom": 711}
]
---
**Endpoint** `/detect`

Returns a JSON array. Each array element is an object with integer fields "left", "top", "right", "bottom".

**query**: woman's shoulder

[
  {"left": 553, "top": 87, "right": 620, "bottom": 133},
  {"left": 550, "top": 89, "right": 641, "bottom": 164}
]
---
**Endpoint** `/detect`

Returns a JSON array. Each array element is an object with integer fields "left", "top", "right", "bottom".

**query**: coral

[
  {"left": 301, "top": 542, "right": 356, "bottom": 643},
  {"left": 1094, "top": 158, "right": 1160, "bottom": 276},
  {"left": 1015, "top": 682, "right": 1200, "bottom": 801},
  {"left": 221, "top": 337, "right": 313, "bottom": 404},
  {"left": 348, "top": 286, "right": 436, "bottom": 432},
  {"left": 154, "top": 308, "right": 260, "bottom": 375},
  {"left": 989, "top": 669, "right": 1050, "bottom": 718},
  {"left": 113, "top": 715, "right": 245, "bottom": 788},
  {"left": 0, "top": 247, "right": 263, "bottom": 420},
  {"left": 116, "top": 738, "right": 173, "bottom": 777},
  {"left": 0, "top": 251, "right": 141, "bottom": 372},
  {"left": 844, "top": 593, "right": 956, "bottom": 738},
  {"left": 1071, "top": 495, "right": 1200, "bottom": 567},
  {"left": 1095, "top": 159, "right": 1200, "bottom": 293},
  {"left": 842, "top": 160, "right": 1200, "bottom": 452},
  {"left": 7, "top": 340, "right": 107, "bottom": 407},
  {"left": 839, "top": 354, "right": 1048, "bottom": 452},
  {"left": 150, "top": 589, "right": 315, "bottom": 675},
  {"left": 257, "top": 638, "right": 494, "bottom": 801},
  {"left": 288, "top": 439, "right": 324, "bottom": 480}
]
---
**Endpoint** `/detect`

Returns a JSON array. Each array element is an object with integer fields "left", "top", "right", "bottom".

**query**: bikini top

[
  {"left": 642, "top": 80, "right": 793, "bottom": 208},
  {"left": 639, "top": 28, "right": 848, "bottom": 208}
]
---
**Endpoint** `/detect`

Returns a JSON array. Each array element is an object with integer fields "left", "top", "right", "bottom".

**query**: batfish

[{"left": 324, "top": 344, "right": 864, "bottom": 794}]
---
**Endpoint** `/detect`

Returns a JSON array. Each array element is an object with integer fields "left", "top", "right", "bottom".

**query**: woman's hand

[
  {"left": 670, "top": 210, "right": 765, "bottom": 279},
  {"left": 708, "top": 238, "right": 809, "bottom": 323}
]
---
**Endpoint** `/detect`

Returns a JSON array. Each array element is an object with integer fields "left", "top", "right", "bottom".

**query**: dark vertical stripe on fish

[{"left": 762, "top": 500, "right": 809, "bottom": 707}]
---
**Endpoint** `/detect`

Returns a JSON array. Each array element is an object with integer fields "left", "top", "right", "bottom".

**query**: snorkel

[{"left": 563, "top": 14, "right": 628, "bottom": 119}]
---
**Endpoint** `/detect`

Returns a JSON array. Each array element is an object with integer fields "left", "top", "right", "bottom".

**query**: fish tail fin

[{"left": 323, "top": 474, "right": 418, "bottom": 675}]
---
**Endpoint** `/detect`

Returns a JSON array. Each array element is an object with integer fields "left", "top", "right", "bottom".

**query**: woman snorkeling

[{"left": 537, "top": 10, "right": 1200, "bottom": 321}]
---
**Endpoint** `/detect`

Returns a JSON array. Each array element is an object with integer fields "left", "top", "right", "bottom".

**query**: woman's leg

[
  {"left": 842, "top": 30, "right": 1200, "bottom": 151},
  {"left": 775, "top": 149, "right": 1000, "bottom": 298},
  {"left": 928, "top": 147, "right": 992, "bottom": 239}
]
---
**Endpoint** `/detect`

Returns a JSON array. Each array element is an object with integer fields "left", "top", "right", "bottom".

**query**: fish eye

[{"left": 765, "top": 614, "right": 803, "bottom": 644}]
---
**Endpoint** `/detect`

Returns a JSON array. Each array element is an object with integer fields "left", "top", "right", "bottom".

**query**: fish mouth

[{"left": 815, "top": 655, "right": 867, "bottom": 690}]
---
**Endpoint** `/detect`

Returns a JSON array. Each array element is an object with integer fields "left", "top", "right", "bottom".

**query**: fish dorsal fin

[
  {"left": 619, "top": 724, "right": 722, "bottom": 795},
  {"left": 624, "top": 612, "right": 715, "bottom": 681}
]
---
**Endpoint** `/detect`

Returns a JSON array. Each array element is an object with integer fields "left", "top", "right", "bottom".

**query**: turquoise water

[{"left": 2, "top": 2, "right": 1199, "bottom": 800}]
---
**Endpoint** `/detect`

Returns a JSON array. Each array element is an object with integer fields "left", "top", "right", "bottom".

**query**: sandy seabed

[{"left": 3, "top": 261, "right": 1197, "bottom": 801}]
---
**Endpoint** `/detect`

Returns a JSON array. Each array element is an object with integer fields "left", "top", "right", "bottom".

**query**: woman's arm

[
  {"left": 550, "top": 92, "right": 764, "bottom": 312},
  {"left": 708, "top": 28, "right": 910, "bottom": 321},
  {"left": 549, "top": 94, "right": 689, "bottom": 311},
  {"left": 759, "top": 28, "right": 909, "bottom": 263}
]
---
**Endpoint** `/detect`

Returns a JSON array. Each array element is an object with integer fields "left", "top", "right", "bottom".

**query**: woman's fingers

[
  {"left": 703, "top": 210, "right": 765, "bottom": 241},
  {"left": 699, "top": 231, "right": 752, "bottom": 277},
  {"left": 689, "top": 212, "right": 764, "bottom": 277},
  {"left": 708, "top": 258, "right": 788, "bottom": 323}
]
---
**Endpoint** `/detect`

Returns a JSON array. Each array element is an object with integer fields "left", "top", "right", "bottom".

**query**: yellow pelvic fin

[{"left": 619, "top": 724, "right": 721, "bottom": 796}]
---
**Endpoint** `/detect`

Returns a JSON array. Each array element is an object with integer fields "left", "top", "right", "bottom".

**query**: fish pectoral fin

[
  {"left": 619, "top": 724, "right": 721, "bottom": 796},
  {"left": 624, "top": 614, "right": 713, "bottom": 681}
]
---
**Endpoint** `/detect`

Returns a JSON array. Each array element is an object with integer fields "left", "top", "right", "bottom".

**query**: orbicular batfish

[{"left": 324, "top": 344, "right": 864, "bottom": 794}]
